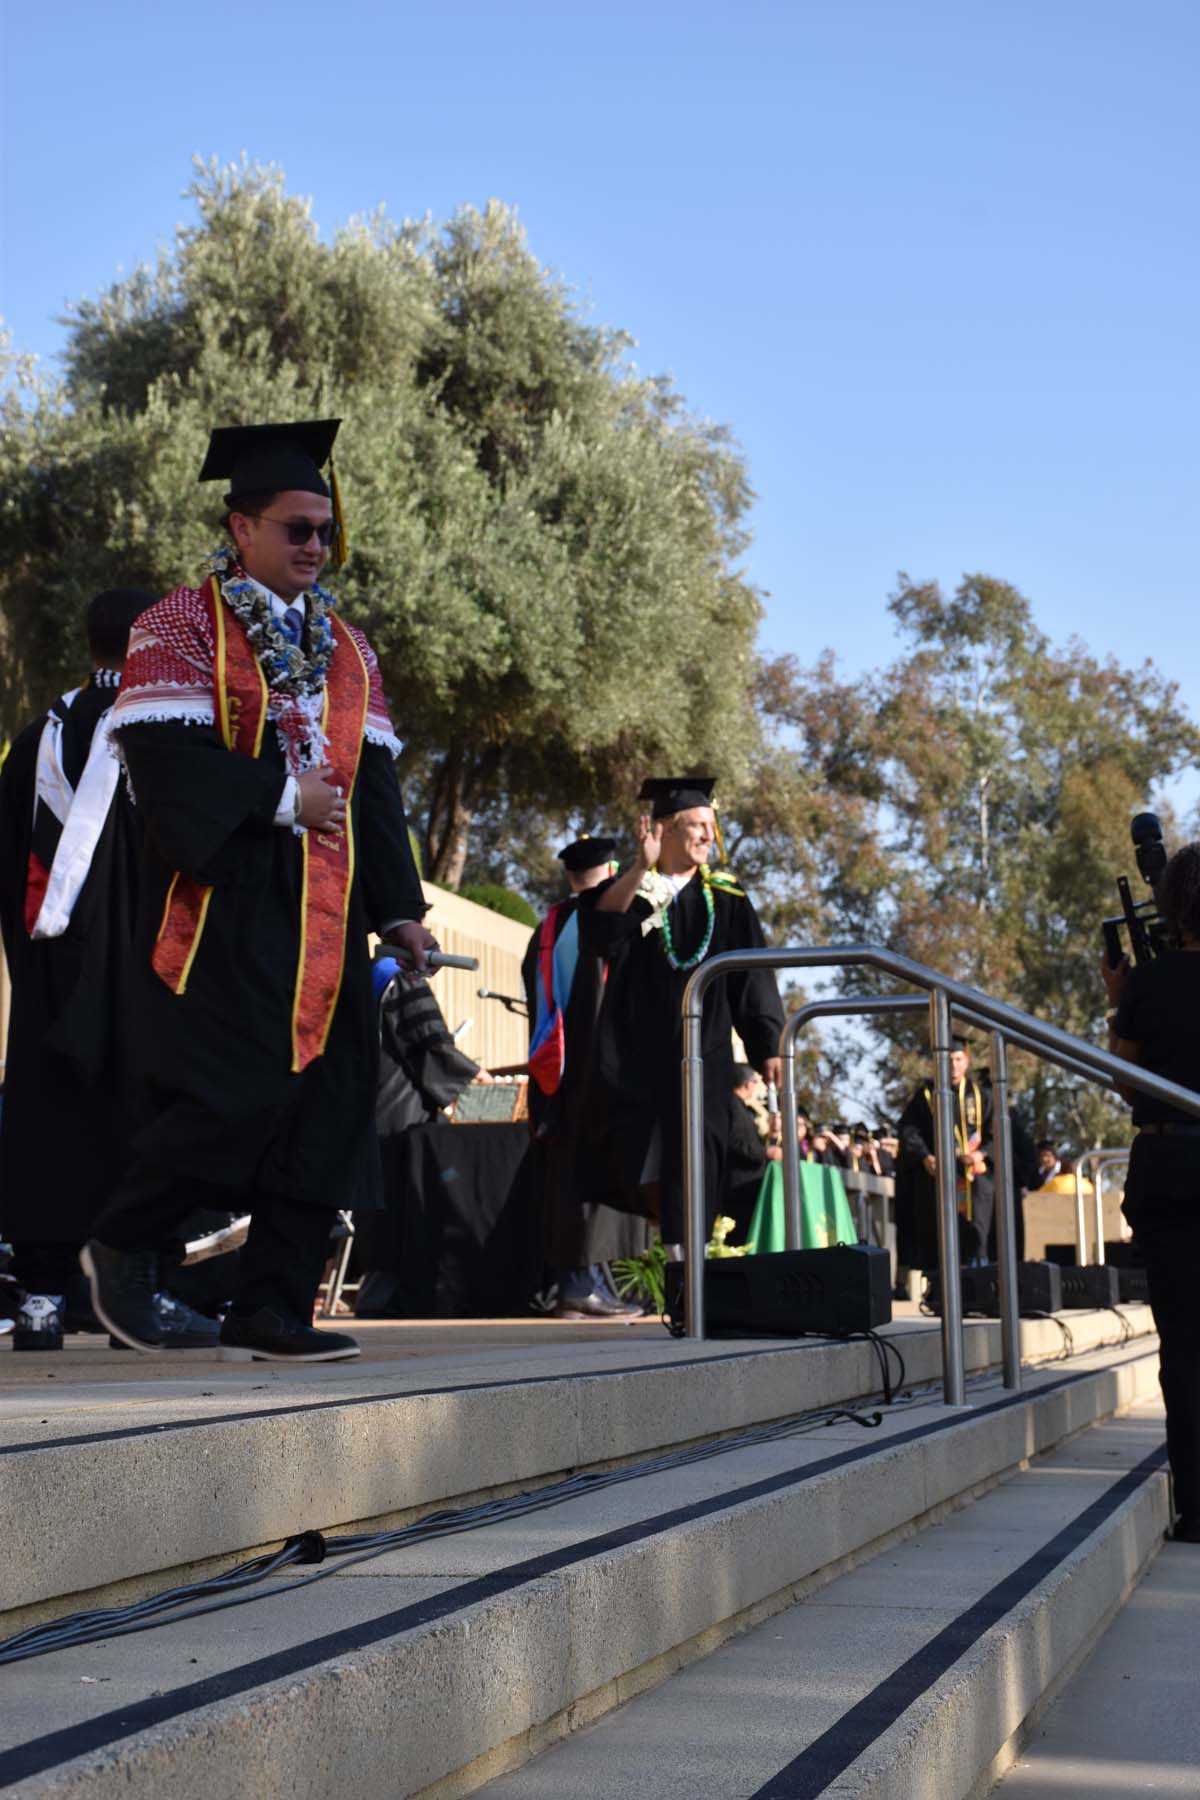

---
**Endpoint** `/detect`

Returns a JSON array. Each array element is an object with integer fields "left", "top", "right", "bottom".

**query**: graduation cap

[
  {"left": 199, "top": 419, "right": 348, "bottom": 567},
  {"left": 638, "top": 777, "right": 716, "bottom": 820},
  {"left": 557, "top": 835, "right": 618, "bottom": 873}
]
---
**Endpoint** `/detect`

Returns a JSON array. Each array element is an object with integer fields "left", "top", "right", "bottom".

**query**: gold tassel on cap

[
  {"left": 713, "top": 801, "right": 728, "bottom": 865},
  {"left": 329, "top": 459, "right": 349, "bottom": 568}
]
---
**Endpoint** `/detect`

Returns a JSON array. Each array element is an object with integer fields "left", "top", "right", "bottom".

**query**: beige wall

[
  {"left": 1023, "top": 1181, "right": 1131, "bottom": 1259},
  {"left": 418, "top": 884, "right": 533, "bottom": 1072}
]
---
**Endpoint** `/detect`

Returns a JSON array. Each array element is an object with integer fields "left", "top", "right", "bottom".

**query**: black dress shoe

[
  {"left": 556, "top": 1288, "right": 642, "bottom": 1319},
  {"left": 108, "top": 1292, "right": 223, "bottom": 1351},
  {"left": 219, "top": 1308, "right": 360, "bottom": 1362},
  {"left": 79, "top": 1241, "right": 163, "bottom": 1352}
]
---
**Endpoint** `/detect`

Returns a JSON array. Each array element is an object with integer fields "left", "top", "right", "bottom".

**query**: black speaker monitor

[{"left": 666, "top": 1245, "right": 892, "bottom": 1338}]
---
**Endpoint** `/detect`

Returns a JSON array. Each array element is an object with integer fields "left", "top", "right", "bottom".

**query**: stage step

[
  {"left": 0, "top": 1330, "right": 1164, "bottom": 1799},
  {"left": 1, "top": 1306, "right": 1156, "bottom": 1622},
  {"left": 474, "top": 1397, "right": 1170, "bottom": 1800},
  {"left": 989, "top": 1526, "right": 1200, "bottom": 1797}
]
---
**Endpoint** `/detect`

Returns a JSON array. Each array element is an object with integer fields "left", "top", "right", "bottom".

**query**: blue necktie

[{"left": 279, "top": 605, "right": 304, "bottom": 646}]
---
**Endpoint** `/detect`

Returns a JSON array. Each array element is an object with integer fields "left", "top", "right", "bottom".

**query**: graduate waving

[{"left": 577, "top": 778, "right": 784, "bottom": 1249}]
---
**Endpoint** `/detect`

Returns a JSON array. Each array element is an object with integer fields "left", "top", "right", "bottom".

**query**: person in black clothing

[
  {"left": 1105, "top": 842, "right": 1200, "bottom": 1541},
  {"left": 0, "top": 588, "right": 157, "bottom": 1349},
  {"left": 81, "top": 421, "right": 434, "bottom": 1363},
  {"left": 353, "top": 959, "right": 484, "bottom": 1319},
  {"left": 896, "top": 1037, "right": 994, "bottom": 1269},
  {"left": 815, "top": 1123, "right": 853, "bottom": 1170},
  {"left": 723, "top": 1063, "right": 770, "bottom": 1236},
  {"left": 874, "top": 1127, "right": 899, "bottom": 1179},
  {"left": 577, "top": 778, "right": 784, "bottom": 1249},
  {"left": 522, "top": 835, "right": 641, "bottom": 1317}
]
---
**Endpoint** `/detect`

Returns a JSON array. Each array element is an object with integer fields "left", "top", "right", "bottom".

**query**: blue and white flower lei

[{"left": 203, "top": 544, "right": 335, "bottom": 698}]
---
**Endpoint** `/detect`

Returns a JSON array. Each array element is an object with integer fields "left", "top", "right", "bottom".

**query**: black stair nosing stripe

[
  {"left": 748, "top": 1440, "right": 1169, "bottom": 1798},
  {"left": 0, "top": 1358, "right": 1156, "bottom": 1789},
  {"left": 0, "top": 1333, "right": 935, "bottom": 1459}
]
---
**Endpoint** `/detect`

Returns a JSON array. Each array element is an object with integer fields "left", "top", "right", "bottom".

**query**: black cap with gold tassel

[{"left": 200, "top": 418, "right": 348, "bottom": 564}]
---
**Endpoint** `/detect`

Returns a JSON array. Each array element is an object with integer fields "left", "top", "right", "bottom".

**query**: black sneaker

[
  {"left": 79, "top": 1241, "right": 163, "bottom": 1352},
  {"left": 219, "top": 1308, "right": 360, "bottom": 1362},
  {"left": 12, "top": 1294, "right": 65, "bottom": 1352},
  {"left": 108, "top": 1291, "right": 222, "bottom": 1351}
]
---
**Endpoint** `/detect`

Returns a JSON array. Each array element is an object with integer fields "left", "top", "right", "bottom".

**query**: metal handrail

[
  {"left": 778, "top": 992, "right": 1119, "bottom": 1395},
  {"left": 1074, "top": 1148, "right": 1132, "bottom": 1266},
  {"left": 681, "top": 942, "right": 1200, "bottom": 1406},
  {"left": 780, "top": 994, "right": 1028, "bottom": 1389}
]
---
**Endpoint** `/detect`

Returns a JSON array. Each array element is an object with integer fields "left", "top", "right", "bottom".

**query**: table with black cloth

[{"left": 355, "top": 1122, "right": 541, "bottom": 1317}]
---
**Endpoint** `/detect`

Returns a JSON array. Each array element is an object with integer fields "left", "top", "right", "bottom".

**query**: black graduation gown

[
  {"left": 521, "top": 899, "right": 645, "bottom": 1267},
  {"left": 0, "top": 682, "right": 141, "bottom": 1246},
  {"left": 375, "top": 975, "right": 480, "bottom": 1135},
  {"left": 114, "top": 720, "right": 424, "bottom": 1209},
  {"left": 896, "top": 1077, "right": 995, "bottom": 1266},
  {"left": 723, "top": 1095, "right": 767, "bottom": 1237},
  {"left": 577, "top": 873, "right": 784, "bottom": 1243}
]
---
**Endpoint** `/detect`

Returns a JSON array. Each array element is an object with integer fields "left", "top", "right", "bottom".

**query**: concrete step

[
  {"left": 0, "top": 1305, "right": 1156, "bottom": 1622},
  {"left": 990, "top": 1530, "right": 1200, "bottom": 1798},
  {"left": 0, "top": 1332, "right": 1162, "bottom": 1798},
  {"left": 475, "top": 1398, "right": 1171, "bottom": 1800}
]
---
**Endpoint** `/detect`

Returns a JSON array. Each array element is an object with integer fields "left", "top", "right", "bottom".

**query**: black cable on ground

[
  {"left": 0, "top": 1397, "right": 888, "bottom": 1668},
  {"left": 1106, "top": 1305, "right": 1135, "bottom": 1346},
  {"left": 3, "top": 1309, "right": 1137, "bottom": 1670}
]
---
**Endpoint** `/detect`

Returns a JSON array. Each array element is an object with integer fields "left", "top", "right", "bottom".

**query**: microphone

[
  {"left": 477, "top": 986, "right": 529, "bottom": 1015},
  {"left": 426, "top": 950, "right": 480, "bottom": 972},
  {"left": 374, "top": 944, "right": 480, "bottom": 974}
]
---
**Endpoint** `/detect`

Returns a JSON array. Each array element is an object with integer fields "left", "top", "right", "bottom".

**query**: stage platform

[{"left": 0, "top": 1303, "right": 1181, "bottom": 1799}]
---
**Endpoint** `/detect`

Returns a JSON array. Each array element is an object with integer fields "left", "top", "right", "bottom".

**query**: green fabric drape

[{"left": 743, "top": 1160, "right": 857, "bottom": 1254}]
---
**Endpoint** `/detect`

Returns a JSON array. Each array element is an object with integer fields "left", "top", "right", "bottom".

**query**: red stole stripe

[
  {"left": 289, "top": 627, "right": 368, "bottom": 1070},
  {"left": 152, "top": 580, "right": 368, "bottom": 1072}
]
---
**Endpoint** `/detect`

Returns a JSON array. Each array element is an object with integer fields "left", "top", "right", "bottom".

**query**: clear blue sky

[{"left": 3, "top": 0, "right": 1198, "bottom": 744}]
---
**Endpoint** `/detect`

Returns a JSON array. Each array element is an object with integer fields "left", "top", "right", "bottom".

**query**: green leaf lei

[
  {"left": 203, "top": 545, "right": 334, "bottom": 696},
  {"left": 658, "top": 865, "right": 715, "bottom": 971}
]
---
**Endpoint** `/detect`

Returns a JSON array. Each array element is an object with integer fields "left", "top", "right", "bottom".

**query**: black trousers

[
  {"left": 903, "top": 1171, "right": 1000, "bottom": 1267},
  {"left": 1124, "top": 1138, "right": 1200, "bottom": 1522},
  {"left": 1129, "top": 1207, "right": 1200, "bottom": 1521},
  {"left": 91, "top": 1164, "right": 337, "bottom": 1324},
  {"left": 11, "top": 1243, "right": 82, "bottom": 1296}
]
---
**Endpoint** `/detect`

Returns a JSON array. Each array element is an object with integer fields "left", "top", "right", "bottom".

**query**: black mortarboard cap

[
  {"left": 951, "top": 1034, "right": 970, "bottom": 1051},
  {"left": 198, "top": 419, "right": 341, "bottom": 506},
  {"left": 558, "top": 835, "right": 618, "bottom": 873},
  {"left": 638, "top": 776, "right": 716, "bottom": 820}
]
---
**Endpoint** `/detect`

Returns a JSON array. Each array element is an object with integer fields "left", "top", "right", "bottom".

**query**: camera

[{"left": 1102, "top": 812, "right": 1172, "bottom": 966}]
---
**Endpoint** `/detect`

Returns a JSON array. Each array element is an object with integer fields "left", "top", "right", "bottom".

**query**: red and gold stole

[{"left": 152, "top": 576, "right": 369, "bottom": 1072}]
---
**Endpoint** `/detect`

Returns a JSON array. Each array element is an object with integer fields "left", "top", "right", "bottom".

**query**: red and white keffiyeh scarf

[{"left": 111, "top": 578, "right": 401, "bottom": 775}]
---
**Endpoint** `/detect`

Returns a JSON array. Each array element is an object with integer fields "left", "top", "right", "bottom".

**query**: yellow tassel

[
  {"left": 329, "top": 459, "right": 349, "bottom": 569},
  {"left": 713, "top": 803, "right": 728, "bottom": 865}
]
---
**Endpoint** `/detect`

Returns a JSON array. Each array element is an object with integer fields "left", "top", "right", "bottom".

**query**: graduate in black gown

[
  {"left": 82, "top": 420, "right": 435, "bottom": 1362},
  {"left": 723, "top": 1063, "right": 771, "bottom": 1237},
  {"left": 578, "top": 779, "right": 784, "bottom": 1248},
  {"left": 0, "top": 588, "right": 153, "bottom": 1349},
  {"left": 896, "top": 1036, "right": 995, "bottom": 1269},
  {"left": 522, "top": 835, "right": 642, "bottom": 1317}
]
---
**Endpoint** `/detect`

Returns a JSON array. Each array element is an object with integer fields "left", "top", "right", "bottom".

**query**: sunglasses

[{"left": 250, "top": 514, "right": 338, "bottom": 548}]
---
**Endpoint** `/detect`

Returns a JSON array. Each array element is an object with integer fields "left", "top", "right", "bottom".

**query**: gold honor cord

[{"left": 922, "top": 1079, "right": 984, "bottom": 1220}]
